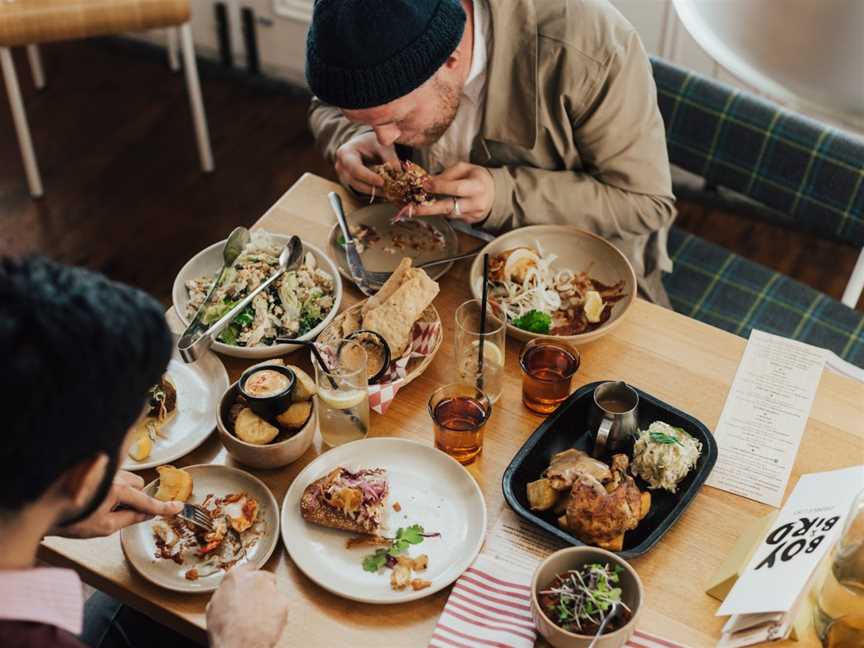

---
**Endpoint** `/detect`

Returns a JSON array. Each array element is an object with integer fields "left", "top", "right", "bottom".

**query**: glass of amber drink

[
  {"left": 519, "top": 339, "right": 580, "bottom": 414},
  {"left": 428, "top": 383, "right": 491, "bottom": 465}
]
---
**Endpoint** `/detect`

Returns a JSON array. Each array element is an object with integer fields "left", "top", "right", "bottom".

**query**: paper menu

[
  {"left": 483, "top": 508, "right": 566, "bottom": 571},
  {"left": 706, "top": 330, "right": 827, "bottom": 507},
  {"left": 717, "top": 465, "right": 864, "bottom": 617}
]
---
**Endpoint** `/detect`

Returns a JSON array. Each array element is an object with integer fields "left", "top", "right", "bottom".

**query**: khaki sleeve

[
  {"left": 307, "top": 96, "right": 373, "bottom": 164},
  {"left": 482, "top": 31, "right": 675, "bottom": 238}
]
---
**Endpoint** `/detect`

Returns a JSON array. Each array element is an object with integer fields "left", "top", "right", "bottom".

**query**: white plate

[
  {"left": 171, "top": 233, "right": 343, "bottom": 359},
  {"left": 280, "top": 438, "right": 487, "bottom": 604},
  {"left": 327, "top": 202, "right": 459, "bottom": 287},
  {"left": 121, "top": 464, "right": 280, "bottom": 593},
  {"left": 123, "top": 350, "right": 228, "bottom": 471}
]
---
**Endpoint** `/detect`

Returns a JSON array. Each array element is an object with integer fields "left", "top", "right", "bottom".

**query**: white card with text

[{"left": 718, "top": 465, "right": 864, "bottom": 617}]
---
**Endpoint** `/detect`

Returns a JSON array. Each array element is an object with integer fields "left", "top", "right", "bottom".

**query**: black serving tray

[{"left": 502, "top": 381, "right": 718, "bottom": 558}]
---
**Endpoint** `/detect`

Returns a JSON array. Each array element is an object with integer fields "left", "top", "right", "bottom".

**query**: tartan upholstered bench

[{"left": 651, "top": 58, "right": 864, "bottom": 368}]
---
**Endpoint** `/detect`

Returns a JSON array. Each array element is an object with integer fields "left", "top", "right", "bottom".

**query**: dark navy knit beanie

[{"left": 306, "top": 0, "right": 467, "bottom": 109}]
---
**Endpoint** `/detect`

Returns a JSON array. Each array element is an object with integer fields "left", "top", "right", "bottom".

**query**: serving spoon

[
  {"left": 178, "top": 227, "right": 250, "bottom": 360},
  {"left": 178, "top": 235, "right": 304, "bottom": 363}
]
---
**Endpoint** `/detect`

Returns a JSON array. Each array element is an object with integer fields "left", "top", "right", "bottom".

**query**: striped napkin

[{"left": 429, "top": 554, "right": 687, "bottom": 648}]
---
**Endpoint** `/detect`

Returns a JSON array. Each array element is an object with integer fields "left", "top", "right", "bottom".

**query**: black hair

[{"left": 0, "top": 257, "right": 172, "bottom": 512}]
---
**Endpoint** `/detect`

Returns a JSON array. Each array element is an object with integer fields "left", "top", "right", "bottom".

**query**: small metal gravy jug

[{"left": 589, "top": 381, "right": 639, "bottom": 457}]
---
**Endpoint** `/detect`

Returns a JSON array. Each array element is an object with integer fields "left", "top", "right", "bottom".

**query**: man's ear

[
  {"left": 60, "top": 454, "right": 109, "bottom": 509},
  {"left": 443, "top": 48, "right": 463, "bottom": 71}
]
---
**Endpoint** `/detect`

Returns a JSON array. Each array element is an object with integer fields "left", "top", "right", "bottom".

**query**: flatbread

[
  {"left": 362, "top": 268, "right": 439, "bottom": 358},
  {"left": 361, "top": 257, "right": 412, "bottom": 316}
]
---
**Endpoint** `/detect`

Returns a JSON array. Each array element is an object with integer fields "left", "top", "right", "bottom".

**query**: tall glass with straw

[{"left": 454, "top": 254, "right": 505, "bottom": 403}]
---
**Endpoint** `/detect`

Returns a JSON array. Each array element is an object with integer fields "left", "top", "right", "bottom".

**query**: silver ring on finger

[{"left": 452, "top": 197, "right": 461, "bottom": 218}]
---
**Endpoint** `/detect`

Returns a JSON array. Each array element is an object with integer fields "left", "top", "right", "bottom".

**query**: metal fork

[
  {"left": 363, "top": 248, "right": 485, "bottom": 285},
  {"left": 177, "top": 503, "right": 213, "bottom": 532}
]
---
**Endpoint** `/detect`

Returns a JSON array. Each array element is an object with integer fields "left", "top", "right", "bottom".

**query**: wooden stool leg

[
  {"left": 26, "top": 45, "right": 45, "bottom": 89},
  {"left": 1, "top": 48, "right": 43, "bottom": 197},
  {"left": 167, "top": 27, "right": 180, "bottom": 72},
  {"left": 179, "top": 24, "right": 213, "bottom": 172}
]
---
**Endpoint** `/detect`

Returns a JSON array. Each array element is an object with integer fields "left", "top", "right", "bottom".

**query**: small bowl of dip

[
  {"left": 341, "top": 330, "right": 391, "bottom": 383},
  {"left": 238, "top": 364, "right": 296, "bottom": 420}
]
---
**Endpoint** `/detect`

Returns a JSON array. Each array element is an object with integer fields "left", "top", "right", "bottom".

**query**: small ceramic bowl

[
  {"left": 531, "top": 546, "right": 643, "bottom": 648},
  {"left": 217, "top": 381, "right": 316, "bottom": 470}
]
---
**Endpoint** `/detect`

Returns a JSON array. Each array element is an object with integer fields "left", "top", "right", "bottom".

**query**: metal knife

[{"left": 328, "top": 191, "right": 375, "bottom": 296}]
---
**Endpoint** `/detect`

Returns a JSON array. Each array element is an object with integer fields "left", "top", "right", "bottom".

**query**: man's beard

[
  {"left": 401, "top": 76, "right": 461, "bottom": 148},
  {"left": 56, "top": 453, "right": 118, "bottom": 528}
]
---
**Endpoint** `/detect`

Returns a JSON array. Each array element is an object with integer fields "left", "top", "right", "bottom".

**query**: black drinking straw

[{"left": 477, "top": 253, "right": 490, "bottom": 391}]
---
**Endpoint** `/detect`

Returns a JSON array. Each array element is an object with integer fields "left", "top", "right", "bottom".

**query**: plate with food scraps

[
  {"left": 280, "top": 437, "right": 487, "bottom": 604},
  {"left": 172, "top": 230, "right": 343, "bottom": 359},
  {"left": 122, "top": 345, "right": 229, "bottom": 471},
  {"left": 327, "top": 202, "right": 459, "bottom": 287},
  {"left": 120, "top": 464, "right": 280, "bottom": 593},
  {"left": 469, "top": 225, "right": 636, "bottom": 345},
  {"left": 502, "top": 381, "right": 717, "bottom": 558}
]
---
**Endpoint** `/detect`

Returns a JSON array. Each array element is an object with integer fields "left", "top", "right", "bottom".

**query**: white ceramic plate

[
  {"left": 327, "top": 202, "right": 459, "bottom": 287},
  {"left": 121, "top": 464, "right": 280, "bottom": 593},
  {"left": 171, "top": 233, "right": 343, "bottom": 359},
  {"left": 122, "top": 350, "right": 228, "bottom": 471},
  {"left": 280, "top": 438, "right": 487, "bottom": 604}
]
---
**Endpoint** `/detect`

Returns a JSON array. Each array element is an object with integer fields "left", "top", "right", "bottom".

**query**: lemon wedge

[
  {"left": 317, "top": 388, "right": 366, "bottom": 410},
  {"left": 468, "top": 340, "right": 504, "bottom": 367},
  {"left": 584, "top": 290, "right": 604, "bottom": 324},
  {"left": 128, "top": 432, "right": 153, "bottom": 461}
]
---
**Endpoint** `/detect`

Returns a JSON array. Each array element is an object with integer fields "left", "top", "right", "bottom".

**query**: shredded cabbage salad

[{"left": 185, "top": 231, "right": 335, "bottom": 346}]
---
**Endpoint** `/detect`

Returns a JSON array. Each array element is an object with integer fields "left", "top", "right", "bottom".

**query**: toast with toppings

[{"left": 300, "top": 467, "right": 389, "bottom": 535}]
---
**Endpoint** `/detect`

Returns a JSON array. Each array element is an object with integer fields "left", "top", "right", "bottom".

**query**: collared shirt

[
  {"left": 0, "top": 568, "right": 84, "bottom": 635},
  {"left": 417, "top": 0, "right": 491, "bottom": 174}
]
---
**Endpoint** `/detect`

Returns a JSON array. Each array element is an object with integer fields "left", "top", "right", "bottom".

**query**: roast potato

[
  {"left": 286, "top": 365, "right": 316, "bottom": 401},
  {"left": 235, "top": 408, "right": 279, "bottom": 445},
  {"left": 155, "top": 465, "right": 193, "bottom": 502},
  {"left": 527, "top": 478, "right": 559, "bottom": 511},
  {"left": 276, "top": 401, "right": 312, "bottom": 430}
]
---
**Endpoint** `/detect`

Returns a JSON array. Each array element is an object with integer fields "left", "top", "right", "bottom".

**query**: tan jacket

[{"left": 309, "top": 0, "right": 676, "bottom": 305}]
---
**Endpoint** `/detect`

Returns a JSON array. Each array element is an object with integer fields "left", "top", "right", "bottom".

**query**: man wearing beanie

[{"left": 307, "top": 0, "right": 677, "bottom": 305}]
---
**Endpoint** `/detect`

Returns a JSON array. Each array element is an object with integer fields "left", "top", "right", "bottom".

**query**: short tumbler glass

[
  {"left": 519, "top": 339, "right": 580, "bottom": 414},
  {"left": 428, "top": 383, "right": 492, "bottom": 465}
]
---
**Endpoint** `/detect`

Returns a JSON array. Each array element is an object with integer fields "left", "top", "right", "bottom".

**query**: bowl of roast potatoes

[{"left": 217, "top": 359, "right": 317, "bottom": 469}]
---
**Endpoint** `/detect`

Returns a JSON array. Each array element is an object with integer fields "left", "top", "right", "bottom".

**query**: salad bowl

[
  {"left": 172, "top": 232, "right": 343, "bottom": 359},
  {"left": 469, "top": 225, "right": 636, "bottom": 346}
]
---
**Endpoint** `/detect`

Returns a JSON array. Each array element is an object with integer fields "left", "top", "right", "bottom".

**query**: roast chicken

[
  {"left": 528, "top": 450, "right": 650, "bottom": 551},
  {"left": 563, "top": 455, "right": 643, "bottom": 550}
]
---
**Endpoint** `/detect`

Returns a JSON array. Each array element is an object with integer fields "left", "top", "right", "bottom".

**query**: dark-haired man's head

[
  {"left": 0, "top": 257, "right": 171, "bottom": 532},
  {"left": 305, "top": 0, "right": 471, "bottom": 148}
]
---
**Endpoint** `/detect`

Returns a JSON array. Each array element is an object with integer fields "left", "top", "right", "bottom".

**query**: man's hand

[
  {"left": 412, "top": 162, "right": 495, "bottom": 224},
  {"left": 335, "top": 131, "right": 399, "bottom": 195},
  {"left": 207, "top": 565, "right": 289, "bottom": 648},
  {"left": 58, "top": 470, "right": 183, "bottom": 539}
]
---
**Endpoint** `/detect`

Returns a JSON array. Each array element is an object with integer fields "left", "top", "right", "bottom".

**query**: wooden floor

[{"left": 1, "top": 39, "right": 861, "bottom": 311}]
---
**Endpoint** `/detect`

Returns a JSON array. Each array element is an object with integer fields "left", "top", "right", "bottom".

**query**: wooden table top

[{"left": 41, "top": 173, "right": 864, "bottom": 647}]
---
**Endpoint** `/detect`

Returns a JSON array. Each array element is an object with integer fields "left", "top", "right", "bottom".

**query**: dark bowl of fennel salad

[
  {"left": 172, "top": 231, "right": 343, "bottom": 359},
  {"left": 531, "top": 546, "right": 643, "bottom": 647}
]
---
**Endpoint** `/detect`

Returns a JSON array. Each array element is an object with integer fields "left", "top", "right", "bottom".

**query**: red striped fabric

[{"left": 428, "top": 554, "right": 690, "bottom": 648}]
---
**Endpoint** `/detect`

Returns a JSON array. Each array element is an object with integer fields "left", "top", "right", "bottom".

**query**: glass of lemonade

[
  {"left": 454, "top": 299, "right": 505, "bottom": 403},
  {"left": 313, "top": 340, "right": 370, "bottom": 447}
]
